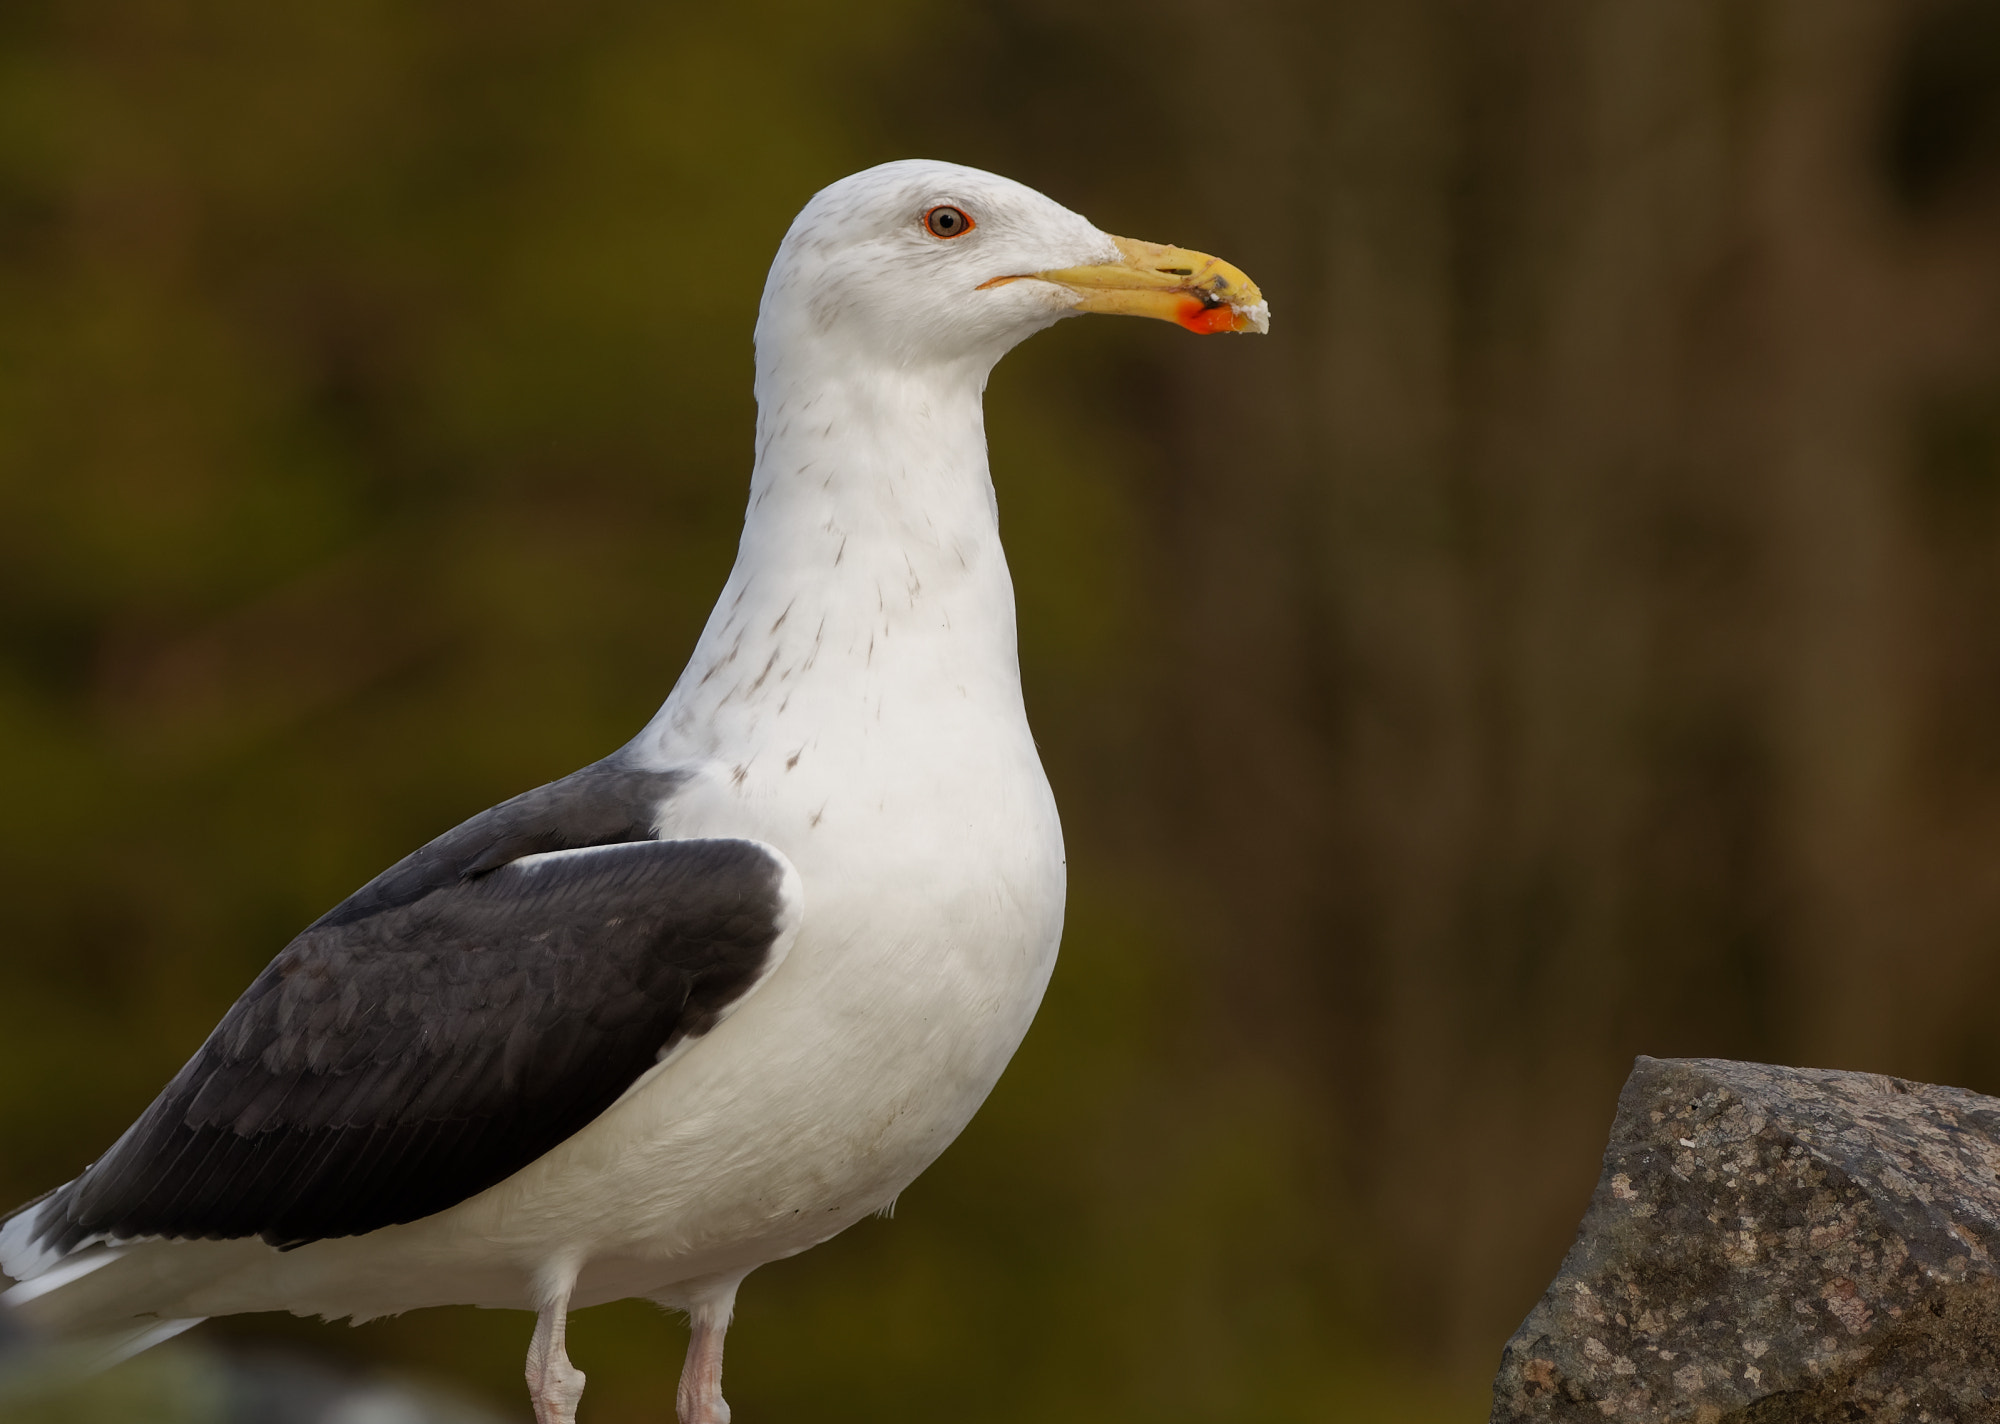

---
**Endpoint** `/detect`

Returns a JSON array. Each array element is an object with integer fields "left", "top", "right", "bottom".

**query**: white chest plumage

[
  {"left": 248, "top": 365, "right": 1071, "bottom": 1316},
  {"left": 593, "top": 370, "right": 1068, "bottom": 1290}
]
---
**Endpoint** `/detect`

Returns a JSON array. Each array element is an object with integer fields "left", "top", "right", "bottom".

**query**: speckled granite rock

[{"left": 1492, "top": 1057, "right": 2000, "bottom": 1421}]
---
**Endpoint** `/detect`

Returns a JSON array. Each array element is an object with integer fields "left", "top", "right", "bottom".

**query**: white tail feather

[
  {"left": 1, "top": 1248, "right": 126, "bottom": 1308},
  {"left": 0, "top": 1189, "right": 75, "bottom": 1286}
]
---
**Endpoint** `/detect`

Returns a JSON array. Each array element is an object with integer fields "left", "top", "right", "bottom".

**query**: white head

[{"left": 756, "top": 159, "right": 1267, "bottom": 379}]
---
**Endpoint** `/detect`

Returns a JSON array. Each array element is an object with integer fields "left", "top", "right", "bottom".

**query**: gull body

[{"left": 0, "top": 159, "right": 1266, "bottom": 1423}]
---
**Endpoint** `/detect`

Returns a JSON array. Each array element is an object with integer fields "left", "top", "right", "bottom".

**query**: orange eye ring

[{"left": 923, "top": 205, "right": 975, "bottom": 239}]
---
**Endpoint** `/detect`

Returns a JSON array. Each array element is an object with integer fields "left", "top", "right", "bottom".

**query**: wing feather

[{"left": 26, "top": 760, "right": 796, "bottom": 1257}]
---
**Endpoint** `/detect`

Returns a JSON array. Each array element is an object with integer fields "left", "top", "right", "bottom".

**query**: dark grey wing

[
  {"left": 29, "top": 759, "right": 796, "bottom": 1254},
  {"left": 313, "top": 756, "right": 693, "bottom": 928}
]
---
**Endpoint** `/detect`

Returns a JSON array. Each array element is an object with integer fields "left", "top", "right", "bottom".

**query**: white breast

[{"left": 411, "top": 673, "right": 1061, "bottom": 1309}]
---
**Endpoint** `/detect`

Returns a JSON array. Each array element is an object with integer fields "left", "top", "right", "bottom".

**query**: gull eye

[{"left": 923, "top": 205, "right": 974, "bottom": 239}]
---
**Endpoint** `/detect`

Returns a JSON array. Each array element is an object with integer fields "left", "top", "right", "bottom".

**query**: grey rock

[{"left": 1491, "top": 1056, "right": 2000, "bottom": 1422}]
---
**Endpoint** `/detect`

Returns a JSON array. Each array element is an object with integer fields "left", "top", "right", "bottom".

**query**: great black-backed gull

[{"left": 1, "top": 159, "right": 1267, "bottom": 1424}]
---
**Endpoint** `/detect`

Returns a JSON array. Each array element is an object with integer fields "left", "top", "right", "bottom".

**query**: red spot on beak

[{"left": 1176, "top": 298, "right": 1242, "bottom": 335}]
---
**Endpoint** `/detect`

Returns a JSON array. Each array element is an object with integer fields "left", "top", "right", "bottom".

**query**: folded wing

[{"left": 24, "top": 759, "right": 797, "bottom": 1255}]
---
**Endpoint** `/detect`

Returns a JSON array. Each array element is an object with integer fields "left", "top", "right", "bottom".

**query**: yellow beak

[{"left": 982, "top": 235, "right": 1269, "bottom": 335}]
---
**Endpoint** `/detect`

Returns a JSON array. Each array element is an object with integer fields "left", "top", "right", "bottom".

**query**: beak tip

[{"left": 1034, "top": 237, "right": 1270, "bottom": 334}]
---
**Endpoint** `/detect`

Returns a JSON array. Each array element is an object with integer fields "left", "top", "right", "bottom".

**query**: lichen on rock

[{"left": 1491, "top": 1056, "right": 2000, "bottom": 1421}]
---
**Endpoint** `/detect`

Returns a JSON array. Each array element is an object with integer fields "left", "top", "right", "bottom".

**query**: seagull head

[{"left": 757, "top": 159, "right": 1269, "bottom": 374}]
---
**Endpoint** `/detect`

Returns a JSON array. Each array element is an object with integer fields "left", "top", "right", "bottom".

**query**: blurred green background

[{"left": 4, "top": 0, "right": 2000, "bottom": 1419}]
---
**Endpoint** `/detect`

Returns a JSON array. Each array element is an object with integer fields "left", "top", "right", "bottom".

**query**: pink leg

[
  {"left": 525, "top": 1276, "right": 586, "bottom": 1424},
  {"left": 675, "top": 1300, "right": 732, "bottom": 1424},
  {"left": 666, "top": 1276, "right": 746, "bottom": 1424}
]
